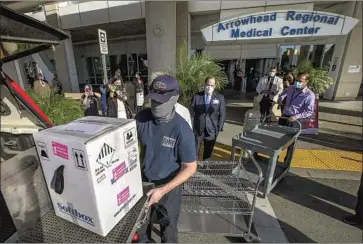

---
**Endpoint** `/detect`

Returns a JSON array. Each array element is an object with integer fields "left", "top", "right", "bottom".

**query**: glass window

[
  {"left": 321, "top": 44, "right": 335, "bottom": 71},
  {"left": 310, "top": 45, "right": 325, "bottom": 68},
  {"left": 85, "top": 54, "right": 149, "bottom": 85},
  {"left": 86, "top": 57, "right": 94, "bottom": 78}
]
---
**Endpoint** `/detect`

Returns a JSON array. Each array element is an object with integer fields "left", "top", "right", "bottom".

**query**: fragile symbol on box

[
  {"left": 111, "top": 162, "right": 126, "bottom": 184},
  {"left": 96, "top": 143, "right": 115, "bottom": 168},
  {"left": 37, "top": 142, "right": 49, "bottom": 161},
  {"left": 117, "top": 186, "right": 130, "bottom": 206},
  {"left": 52, "top": 141, "right": 69, "bottom": 160},
  {"left": 123, "top": 128, "right": 136, "bottom": 149},
  {"left": 72, "top": 149, "right": 88, "bottom": 171}
]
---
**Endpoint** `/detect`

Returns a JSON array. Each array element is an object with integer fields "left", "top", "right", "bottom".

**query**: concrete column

[
  {"left": 323, "top": 1, "right": 361, "bottom": 100},
  {"left": 176, "top": 1, "right": 191, "bottom": 54},
  {"left": 53, "top": 38, "right": 80, "bottom": 92},
  {"left": 145, "top": 1, "right": 176, "bottom": 84},
  {"left": 44, "top": 4, "right": 79, "bottom": 92},
  {"left": 32, "top": 53, "right": 54, "bottom": 82}
]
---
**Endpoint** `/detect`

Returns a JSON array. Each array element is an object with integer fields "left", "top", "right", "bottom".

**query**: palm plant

[
  {"left": 151, "top": 40, "right": 228, "bottom": 107},
  {"left": 293, "top": 59, "right": 334, "bottom": 95},
  {"left": 28, "top": 89, "right": 84, "bottom": 125}
]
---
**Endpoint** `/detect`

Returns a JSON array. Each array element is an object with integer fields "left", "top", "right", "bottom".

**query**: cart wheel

[{"left": 244, "top": 235, "right": 260, "bottom": 243}]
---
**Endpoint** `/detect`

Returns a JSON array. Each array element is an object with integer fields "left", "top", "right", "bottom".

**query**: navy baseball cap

[{"left": 147, "top": 75, "right": 180, "bottom": 103}]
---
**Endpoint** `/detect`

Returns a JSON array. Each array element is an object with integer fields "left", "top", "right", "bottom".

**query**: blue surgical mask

[{"left": 295, "top": 81, "right": 303, "bottom": 89}]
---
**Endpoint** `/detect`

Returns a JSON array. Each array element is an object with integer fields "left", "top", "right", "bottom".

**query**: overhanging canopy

[{"left": 0, "top": 3, "right": 69, "bottom": 64}]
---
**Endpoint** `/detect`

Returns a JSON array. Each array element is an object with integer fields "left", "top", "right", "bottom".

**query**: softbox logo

[{"left": 57, "top": 203, "right": 94, "bottom": 226}]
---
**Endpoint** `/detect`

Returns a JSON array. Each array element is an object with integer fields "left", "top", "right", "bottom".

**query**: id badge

[{"left": 213, "top": 99, "right": 219, "bottom": 104}]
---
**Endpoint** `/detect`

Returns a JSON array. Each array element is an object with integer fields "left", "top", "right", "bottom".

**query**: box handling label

[
  {"left": 117, "top": 186, "right": 130, "bottom": 206},
  {"left": 111, "top": 162, "right": 127, "bottom": 184},
  {"left": 37, "top": 141, "right": 50, "bottom": 161},
  {"left": 114, "top": 194, "right": 136, "bottom": 218},
  {"left": 52, "top": 141, "right": 69, "bottom": 159}
]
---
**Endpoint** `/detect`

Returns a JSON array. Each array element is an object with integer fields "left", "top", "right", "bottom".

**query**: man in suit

[
  {"left": 256, "top": 66, "right": 283, "bottom": 121},
  {"left": 191, "top": 76, "right": 226, "bottom": 160}
]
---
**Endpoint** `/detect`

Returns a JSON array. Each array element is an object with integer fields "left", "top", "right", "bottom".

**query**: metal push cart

[
  {"left": 231, "top": 117, "right": 302, "bottom": 198},
  {"left": 180, "top": 159, "right": 263, "bottom": 242}
]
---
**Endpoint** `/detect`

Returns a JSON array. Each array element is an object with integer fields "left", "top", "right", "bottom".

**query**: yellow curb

[{"left": 199, "top": 145, "right": 363, "bottom": 172}]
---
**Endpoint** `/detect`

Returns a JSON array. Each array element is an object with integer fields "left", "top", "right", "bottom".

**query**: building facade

[{"left": 3, "top": 1, "right": 362, "bottom": 100}]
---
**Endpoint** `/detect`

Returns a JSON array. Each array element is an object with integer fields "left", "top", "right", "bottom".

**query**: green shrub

[
  {"left": 28, "top": 89, "right": 84, "bottom": 125},
  {"left": 151, "top": 40, "right": 228, "bottom": 107}
]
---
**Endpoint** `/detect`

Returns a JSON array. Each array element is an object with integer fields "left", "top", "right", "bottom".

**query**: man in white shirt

[
  {"left": 256, "top": 66, "right": 283, "bottom": 121},
  {"left": 175, "top": 103, "right": 192, "bottom": 129}
]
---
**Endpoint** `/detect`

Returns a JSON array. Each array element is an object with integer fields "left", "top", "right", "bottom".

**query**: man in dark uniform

[
  {"left": 135, "top": 75, "right": 197, "bottom": 243},
  {"left": 191, "top": 76, "right": 226, "bottom": 160}
]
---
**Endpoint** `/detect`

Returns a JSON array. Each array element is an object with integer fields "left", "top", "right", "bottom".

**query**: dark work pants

[
  {"left": 355, "top": 170, "right": 363, "bottom": 220},
  {"left": 138, "top": 186, "right": 182, "bottom": 243},
  {"left": 259, "top": 96, "right": 274, "bottom": 122},
  {"left": 195, "top": 130, "right": 217, "bottom": 160},
  {"left": 278, "top": 116, "right": 299, "bottom": 162}
]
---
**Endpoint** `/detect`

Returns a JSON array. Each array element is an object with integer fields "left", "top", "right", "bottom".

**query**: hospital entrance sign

[{"left": 201, "top": 10, "right": 359, "bottom": 42}]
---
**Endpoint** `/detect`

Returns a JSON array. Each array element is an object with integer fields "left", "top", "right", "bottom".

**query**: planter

[{"left": 300, "top": 93, "right": 319, "bottom": 135}]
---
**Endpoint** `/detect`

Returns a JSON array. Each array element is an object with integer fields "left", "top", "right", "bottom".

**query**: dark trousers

[
  {"left": 356, "top": 170, "right": 363, "bottom": 220},
  {"left": 278, "top": 116, "right": 299, "bottom": 162},
  {"left": 195, "top": 130, "right": 217, "bottom": 160},
  {"left": 138, "top": 186, "right": 182, "bottom": 243},
  {"left": 259, "top": 96, "right": 274, "bottom": 122}
]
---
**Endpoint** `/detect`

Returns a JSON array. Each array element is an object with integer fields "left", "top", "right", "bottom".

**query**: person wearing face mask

[
  {"left": 277, "top": 72, "right": 315, "bottom": 162},
  {"left": 278, "top": 73, "right": 295, "bottom": 112},
  {"left": 106, "top": 77, "right": 131, "bottom": 119},
  {"left": 135, "top": 75, "right": 197, "bottom": 243},
  {"left": 256, "top": 67, "right": 284, "bottom": 121},
  {"left": 81, "top": 85, "right": 101, "bottom": 116},
  {"left": 278, "top": 72, "right": 315, "bottom": 125},
  {"left": 191, "top": 76, "right": 226, "bottom": 160}
]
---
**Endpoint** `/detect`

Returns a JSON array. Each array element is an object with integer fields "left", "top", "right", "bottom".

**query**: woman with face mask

[
  {"left": 283, "top": 73, "right": 295, "bottom": 90},
  {"left": 278, "top": 73, "right": 296, "bottom": 112},
  {"left": 81, "top": 85, "right": 101, "bottom": 116},
  {"left": 106, "top": 77, "right": 129, "bottom": 119}
]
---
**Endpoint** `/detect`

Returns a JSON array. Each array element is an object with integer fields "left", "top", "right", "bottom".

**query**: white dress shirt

[
  {"left": 175, "top": 103, "right": 192, "bottom": 129},
  {"left": 256, "top": 75, "right": 284, "bottom": 102}
]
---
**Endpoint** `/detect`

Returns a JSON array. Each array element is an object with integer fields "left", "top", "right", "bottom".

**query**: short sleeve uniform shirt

[{"left": 135, "top": 109, "right": 197, "bottom": 181}]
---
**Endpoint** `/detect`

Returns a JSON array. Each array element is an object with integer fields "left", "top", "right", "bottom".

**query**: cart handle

[
  {"left": 261, "top": 115, "right": 302, "bottom": 136},
  {"left": 135, "top": 197, "right": 151, "bottom": 229}
]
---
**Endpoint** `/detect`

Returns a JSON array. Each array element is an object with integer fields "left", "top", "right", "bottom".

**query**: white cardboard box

[{"left": 33, "top": 116, "right": 143, "bottom": 236}]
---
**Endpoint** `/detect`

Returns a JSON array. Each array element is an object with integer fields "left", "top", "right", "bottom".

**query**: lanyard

[
  {"left": 288, "top": 90, "right": 302, "bottom": 107},
  {"left": 265, "top": 77, "right": 274, "bottom": 97}
]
